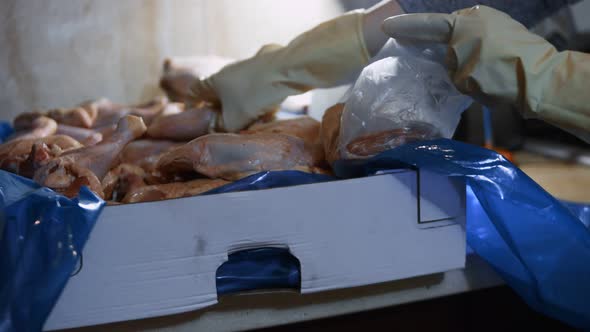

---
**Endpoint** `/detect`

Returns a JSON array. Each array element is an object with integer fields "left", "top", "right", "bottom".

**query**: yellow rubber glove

[
  {"left": 382, "top": 6, "right": 590, "bottom": 142},
  {"left": 190, "top": 10, "right": 370, "bottom": 132}
]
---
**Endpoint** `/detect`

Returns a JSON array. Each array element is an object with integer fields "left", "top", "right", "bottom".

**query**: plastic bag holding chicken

[{"left": 338, "top": 39, "right": 472, "bottom": 160}]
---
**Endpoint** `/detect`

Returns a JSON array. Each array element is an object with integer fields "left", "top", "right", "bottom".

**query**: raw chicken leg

[
  {"left": 86, "top": 97, "right": 168, "bottom": 128},
  {"left": 15, "top": 103, "right": 95, "bottom": 129},
  {"left": 57, "top": 124, "right": 103, "bottom": 146},
  {"left": 320, "top": 103, "right": 344, "bottom": 165},
  {"left": 94, "top": 124, "right": 118, "bottom": 140},
  {"left": 157, "top": 133, "right": 319, "bottom": 181},
  {"left": 16, "top": 97, "right": 109, "bottom": 130},
  {"left": 345, "top": 123, "right": 439, "bottom": 158},
  {"left": 159, "top": 56, "right": 233, "bottom": 103},
  {"left": 243, "top": 116, "right": 326, "bottom": 167},
  {"left": 101, "top": 163, "right": 148, "bottom": 201},
  {"left": 0, "top": 135, "right": 82, "bottom": 176},
  {"left": 18, "top": 142, "right": 57, "bottom": 178},
  {"left": 84, "top": 98, "right": 126, "bottom": 128},
  {"left": 47, "top": 107, "right": 95, "bottom": 128},
  {"left": 119, "top": 139, "right": 182, "bottom": 172},
  {"left": 147, "top": 104, "right": 215, "bottom": 141},
  {"left": 242, "top": 116, "right": 320, "bottom": 146},
  {"left": 34, "top": 115, "right": 147, "bottom": 198},
  {"left": 320, "top": 102, "right": 437, "bottom": 161},
  {"left": 123, "top": 178, "right": 229, "bottom": 203},
  {"left": 17, "top": 142, "right": 50, "bottom": 178},
  {"left": 77, "top": 99, "right": 102, "bottom": 123},
  {"left": 9, "top": 116, "right": 57, "bottom": 141},
  {"left": 127, "top": 96, "right": 168, "bottom": 125}
]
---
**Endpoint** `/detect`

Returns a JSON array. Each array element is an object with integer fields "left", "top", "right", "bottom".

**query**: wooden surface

[{"left": 515, "top": 152, "right": 590, "bottom": 203}]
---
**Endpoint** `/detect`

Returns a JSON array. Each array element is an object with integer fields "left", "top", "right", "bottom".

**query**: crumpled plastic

[
  {"left": 0, "top": 171, "right": 104, "bottom": 332},
  {"left": 338, "top": 39, "right": 472, "bottom": 160}
]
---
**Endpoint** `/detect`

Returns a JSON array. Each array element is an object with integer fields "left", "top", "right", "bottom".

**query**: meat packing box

[{"left": 44, "top": 169, "right": 466, "bottom": 331}]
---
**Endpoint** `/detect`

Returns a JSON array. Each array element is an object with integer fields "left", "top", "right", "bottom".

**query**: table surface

[
  {"left": 64, "top": 152, "right": 590, "bottom": 332},
  {"left": 514, "top": 152, "right": 590, "bottom": 203}
]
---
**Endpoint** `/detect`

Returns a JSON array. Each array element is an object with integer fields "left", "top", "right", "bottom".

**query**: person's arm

[
  {"left": 362, "top": 1, "right": 405, "bottom": 56},
  {"left": 190, "top": 10, "right": 372, "bottom": 132},
  {"left": 396, "top": 0, "right": 581, "bottom": 28},
  {"left": 361, "top": 0, "right": 581, "bottom": 58},
  {"left": 383, "top": 6, "right": 590, "bottom": 142}
]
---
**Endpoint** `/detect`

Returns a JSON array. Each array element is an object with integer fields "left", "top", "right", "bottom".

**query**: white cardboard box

[{"left": 44, "top": 169, "right": 466, "bottom": 331}]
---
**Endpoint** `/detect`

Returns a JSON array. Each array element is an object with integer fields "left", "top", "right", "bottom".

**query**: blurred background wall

[
  {"left": 2, "top": 0, "right": 590, "bottom": 146},
  {"left": 0, "top": 0, "right": 349, "bottom": 120}
]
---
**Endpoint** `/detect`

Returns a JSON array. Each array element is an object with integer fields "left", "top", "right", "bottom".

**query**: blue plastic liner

[
  {"left": 216, "top": 247, "right": 301, "bottom": 296},
  {"left": 334, "top": 139, "right": 590, "bottom": 329},
  {"left": 0, "top": 172, "right": 104, "bottom": 332},
  {"left": 562, "top": 201, "right": 590, "bottom": 229},
  {"left": 0, "top": 123, "right": 14, "bottom": 144},
  {"left": 204, "top": 170, "right": 334, "bottom": 195}
]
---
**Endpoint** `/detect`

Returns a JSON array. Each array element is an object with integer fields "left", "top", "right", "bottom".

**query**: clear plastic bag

[{"left": 338, "top": 39, "right": 472, "bottom": 159}]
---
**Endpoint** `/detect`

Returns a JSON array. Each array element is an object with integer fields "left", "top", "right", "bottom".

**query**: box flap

[{"left": 419, "top": 170, "right": 465, "bottom": 223}]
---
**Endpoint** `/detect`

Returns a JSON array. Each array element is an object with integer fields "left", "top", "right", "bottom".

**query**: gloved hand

[
  {"left": 189, "top": 10, "right": 370, "bottom": 132},
  {"left": 382, "top": 6, "right": 590, "bottom": 142}
]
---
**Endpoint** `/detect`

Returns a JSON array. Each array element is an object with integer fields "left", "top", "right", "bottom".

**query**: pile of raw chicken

[{"left": 0, "top": 58, "right": 354, "bottom": 205}]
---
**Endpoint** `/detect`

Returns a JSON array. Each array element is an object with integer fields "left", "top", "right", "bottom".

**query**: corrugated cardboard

[{"left": 45, "top": 170, "right": 466, "bottom": 331}]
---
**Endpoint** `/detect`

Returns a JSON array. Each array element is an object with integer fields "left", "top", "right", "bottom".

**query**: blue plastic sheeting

[
  {"left": 0, "top": 172, "right": 104, "bottom": 332},
  {"left": 333, "top": 139, "right": 590, "bottom": 329},
  {"left": 204, "top": 170, "right": 334, "bottom": 195},
  {"left": 216, "top": 247, "right": 301, "bottom": 296},
  {"left": 0, "top": 123, "right": 14, "bottom": 144},
  {"left": 562, "top": 201, "right": 590, "bottom": 229}
]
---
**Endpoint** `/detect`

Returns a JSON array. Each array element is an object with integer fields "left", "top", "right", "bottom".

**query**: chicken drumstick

[
  {"left": 147, "top": 104, "right": 215, "bottom": 141},
  {"left": 34, "top": 115, "right": 147, "bottom": 197},
  {"left": 157, "top": 133, "right": 319, "bottom": 181}
]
